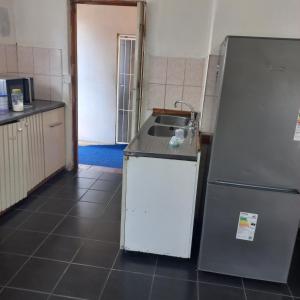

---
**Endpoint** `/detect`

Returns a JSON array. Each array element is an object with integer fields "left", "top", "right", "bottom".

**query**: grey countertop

[
  {"left": 0, "top": 100, "right": 65, "bottom": 125},
  {"left": 124, "top": 114, "right": 200, "bottom": 161}
]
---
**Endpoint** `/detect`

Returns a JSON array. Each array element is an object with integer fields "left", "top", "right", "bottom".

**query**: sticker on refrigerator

[
  {"left": 236, "top": 212, "right": 258, "bottom": 241},
  {"left": 294, "top": 111, "right": 300, "bottom": 141}
]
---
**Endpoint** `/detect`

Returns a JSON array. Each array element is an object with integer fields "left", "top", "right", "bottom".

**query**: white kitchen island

[{"left": 120, "top": 113, "right": 200, "bottom": 258}]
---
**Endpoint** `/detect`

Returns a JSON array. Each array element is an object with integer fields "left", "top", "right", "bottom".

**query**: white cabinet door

[
  {"left": 123, "top": 156, "right": 199, "bottom": 258},
  {"left": 0, "top": 121, "right": 28, "bottom": 212},
  {"left": 25, "top": 114, "right": 45, "bottom": 191},
  {"left": 42, "top": 108, "right": 66, "bottom": 178}
]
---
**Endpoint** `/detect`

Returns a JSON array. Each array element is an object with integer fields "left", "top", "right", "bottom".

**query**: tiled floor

[{"left": 0, "top": 164, "right": 299, "bottom": 299}]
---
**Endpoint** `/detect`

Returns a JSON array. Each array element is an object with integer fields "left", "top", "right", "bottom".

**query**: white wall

[
  {"left": 0, "top": 0, "right": 16, "bottom": 44},
  {"left": 210, "top": 0, "right": 300, "bottom": 54},
  {"left": 77, "top": 4, "right": 136, "bottom": 144},
  {"left": 145, "top": 0, "right": 213, "bottom": 58}
]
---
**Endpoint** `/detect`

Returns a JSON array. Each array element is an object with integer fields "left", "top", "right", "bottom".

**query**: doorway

[{"left": 70, "top": 0, "right": 145, "bottom": 170}]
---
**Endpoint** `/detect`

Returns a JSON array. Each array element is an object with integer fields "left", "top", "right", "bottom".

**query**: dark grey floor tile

[
  {"left": 101, "top": 270, "right": 152, "bottom": 300},
  {"left": 54, "top": 216, "right": 95, "bottom": 238},
  {"left": 16, "top": 196, "right": 48, "bottom": 212},
  {"left": 53, "top": 187, "right": 87, "bottom": 200},
  {"left": 68, "top": 202, "right": 107, "bottom": 218},
  {"left": 80, "top": 190, "right": 112, "bottom": 204},
  {"left": 54, "top": 264, "right": 108, "bottom": 300},
  {"left": 0, "top": 253, "right": 27, "bottom": 285},
  {"left": 90, "top": 180, "right": 117, "bottom": 192},
  {"left": 0, "top": 288, "right": 48, "bottom": 300},
  {"left": 243, "top": 279, "right": 290, "bottom": 296},
  {"left": 99, "top": 173, "right": 122, "bottom": 182},
  {"left": 0, "top": 227, "right": 14, "bottom": 243},
  {"left": 32, "top": 184, "right": 62, "bottom": 198},
  {"left": 20, "top": 213, "right": 63, "bottom": 233},
  {"left": 73, "top": 239, "right": 118, "bottom": 268},
  {"left": 246, "top": 289, "right": 293, "bottom": 300},
  {"left": 35, "top": 235, "right": 82, "bottom": 262},
  {"left": 101, "top": 203, "right": 121, "bottom": 222},
  {"left": 72, "top": 177, "right": 96, "bottom": 189},
  {"left": 37, "top": 199, "right": 76, "bottom": 215},
  {"left": 151, "top": 277, "right": 197, "bottom": 300},
  {"left": 156, "top": 256, "right": 197, "bottom": 281},
  {"left": 88, "top": 221, "right": 120, "bottom": 242},
  {"left": 198, "top": 282, "right": 245, "bottom": 300},
  {"left": 77, "top": 168, "right": 104, "bottom": 179},
  {"left": 0, "top": 210, "right": 32, "bottom": 228},
  {"left": 49, "top": 296, "right": 73, "bottom": 300},
  {"left": 113, "top": 250, "right": 157, "bottom": 275},
  {"left": 0, "top": 230, "right": 46, "bottom": 255},
  {"left": 198, "top": 270, "right": 242, "bottom": 288},
  {"left": 9, "top": 258, "right": 67, "bottom": 293}
]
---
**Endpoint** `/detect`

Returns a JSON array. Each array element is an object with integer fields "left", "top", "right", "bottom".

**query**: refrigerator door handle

[{"left": 210, "top": 180, "right": 300, "bottom": 194}]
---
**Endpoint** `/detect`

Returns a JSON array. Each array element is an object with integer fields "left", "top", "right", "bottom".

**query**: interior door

[{"left": 130, "top": 1, "right": 146, "bottom": 140}]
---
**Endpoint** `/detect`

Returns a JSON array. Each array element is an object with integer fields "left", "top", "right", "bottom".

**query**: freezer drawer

[{"left": 198, "top": 183, "right": 300, "bottom": 283}]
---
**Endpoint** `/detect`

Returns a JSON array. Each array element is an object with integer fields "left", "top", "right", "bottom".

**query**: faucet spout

[{"left": 174, "top": 100, "right": 196, "bottom": 125}]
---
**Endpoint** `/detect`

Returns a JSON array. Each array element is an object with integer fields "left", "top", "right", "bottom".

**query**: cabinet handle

[
  {"left": 17, "top": 128, "right": 23, "bottom": 132},
  {"left": 25, "top": 122, "right": 29, "bottom": 127},
  {"left": 49, "top": 122, "right": 63, "bottom": 128}
]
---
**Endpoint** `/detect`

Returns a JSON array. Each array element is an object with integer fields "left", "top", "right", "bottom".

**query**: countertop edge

[{"left": 0, "top": 100, "right": 65, "bottom": 125}]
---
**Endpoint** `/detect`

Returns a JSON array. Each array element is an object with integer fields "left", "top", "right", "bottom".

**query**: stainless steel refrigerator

[{"left": 198, "top": 36, "right": 300, "bottom": 283}]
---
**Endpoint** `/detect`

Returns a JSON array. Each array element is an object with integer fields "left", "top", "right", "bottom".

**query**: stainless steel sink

[
  {"left": 148, "top": 125, "right": 187, "bottom": 138},
  {"left": 155, "top": 115, "right": 190, "bottom": 127}
]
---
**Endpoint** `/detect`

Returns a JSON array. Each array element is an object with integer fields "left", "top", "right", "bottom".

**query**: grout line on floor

[
  {"left": 287, "top": 284, "right": 295, "bottom": 299},
  {"left": 97, "top": 248, "right": 121, "bottom": 300},
  {"left": 1, "top": 202, "right": 79, "bottom": 292},
  {"left": 148, "top": 256, "right": 158, "bottom": 300},
  {"left": 46, "top": 239, "right": 86, "bottom": 299},
  {"left": 242, "top": 278, "right": 248, "bottom": 300}
]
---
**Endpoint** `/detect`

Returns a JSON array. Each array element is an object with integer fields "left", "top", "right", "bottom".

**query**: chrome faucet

[{"left": 174, "top": 100, "right": 196, "bottom": 126}]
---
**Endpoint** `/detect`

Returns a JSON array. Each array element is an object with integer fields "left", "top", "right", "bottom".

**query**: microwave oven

[{"left": 0, "top": 76, "right": 34, "bottom": 109}]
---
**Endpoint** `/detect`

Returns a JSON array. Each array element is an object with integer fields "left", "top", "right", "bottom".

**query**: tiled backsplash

[
  {"left": 201, "top": 55, "right": 220, "bottom": 134},
  {"left": 0, "top": 44, "right": 63, "bottom": 101},
  {"left": 143, "top": 56, "right": 205, "bottom": 113},
  {"left": 143, "top": 54, "right": 221, "bottom": 134}
]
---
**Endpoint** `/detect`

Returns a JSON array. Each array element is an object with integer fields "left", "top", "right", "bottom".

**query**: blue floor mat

[{"left": 78, "top": 144, "right": 127, "bottom": 168}]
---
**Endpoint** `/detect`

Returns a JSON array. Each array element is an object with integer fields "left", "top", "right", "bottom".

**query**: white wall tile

[
  {"left": 0, "top": 45, "right": 7, "bottom": 73},
  {"left": 5, "top": 45, "right": 18, "bottom": 73},
  {"left": 183, "top": 86, "right": 202, "bottom": 112},
  {"left": 200, "top": 96, "right": 219, "bottom": 133},
  {"left": 148, "top": 56, "right": 167, "bottom": 84},
  {"left": 165, "top": 85, "right": 183, "bottom": 110},
  {"left": 50, "top": 76, "right": 63, "bottom": 101},
  {"left": 145, "top": 83, "right": 165, "bottom": 109},
  {"left": 205, "top": 55, "right": 220, "bottom": 96},
  {"left": 34, "top": 75, "right": 51, "bottom": 100},
  {"left": 34, "top": 47, "right": 50, "bottom": 75},
  {"left": 49, "top": 49, "right": 62, "bottom": 75},
  {"left": 166, "top": 58, "right": 185, "bottom": 85},
  {"left": 18, "top": 46, "right": 34, "bottom": 74},
  {"left": 184, "top": 58, "right": 204, "bottom": 87}
]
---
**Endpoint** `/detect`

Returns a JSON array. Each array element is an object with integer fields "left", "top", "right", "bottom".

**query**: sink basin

[
  {"left": 148, "top": 125, "right": 187, "bottom": 138},
  {"left": 155, "top": 115, "right": 189, "bottom": 127}
]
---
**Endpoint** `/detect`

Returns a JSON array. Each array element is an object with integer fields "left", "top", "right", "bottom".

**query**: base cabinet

[
  {"left": 121, "top": 155, "right": 200, "bottom": 258},
  {"left": 43, "top": 108, "right": 66, "bottom": 178},
  {"left": 0, "top": 120, "right": 28, "bottom": 211},
  {"left": 26, "top": 114, "right": 45, "bottom": 191},
  {"left": 0, "top": 107, "right": 66, "bottom": 213}
]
